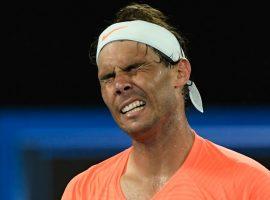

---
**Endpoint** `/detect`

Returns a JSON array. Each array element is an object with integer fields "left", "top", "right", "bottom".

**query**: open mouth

[{"left": 121, "top": 100, "right": 146, "bottom": 114}]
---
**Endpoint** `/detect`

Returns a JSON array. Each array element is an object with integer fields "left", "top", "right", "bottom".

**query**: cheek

[{"left": 152, "top": 76, "right": 175, "bottom": 102}]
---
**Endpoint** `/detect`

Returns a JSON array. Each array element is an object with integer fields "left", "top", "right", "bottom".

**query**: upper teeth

[{"left": 122, "top": 100, "right": 145, "bottom": 113}]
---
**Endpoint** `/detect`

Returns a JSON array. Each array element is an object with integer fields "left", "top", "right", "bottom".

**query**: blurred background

[{"left": 2, "top": 0, "right": 270, "bottom": 199}]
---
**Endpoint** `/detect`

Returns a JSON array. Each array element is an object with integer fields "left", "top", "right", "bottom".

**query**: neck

[{"left": 127, "top": 111, "right": 195, "bottom": 178}]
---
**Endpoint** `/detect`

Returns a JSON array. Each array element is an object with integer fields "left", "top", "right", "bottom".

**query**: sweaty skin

[{"left": 98, "top": 41, "right": 194, "bottom": 199}]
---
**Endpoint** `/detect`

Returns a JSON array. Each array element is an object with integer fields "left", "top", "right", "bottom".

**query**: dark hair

[{"left": 89, "top": 3, "right": 190, "bottom": 104}]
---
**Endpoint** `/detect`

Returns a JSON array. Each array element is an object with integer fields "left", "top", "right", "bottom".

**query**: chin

[{"left": 120, "top": 121, "right": 158, "bottom": 142}]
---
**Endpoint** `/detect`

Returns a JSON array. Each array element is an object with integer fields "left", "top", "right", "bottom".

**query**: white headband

[{"left": 96, "top": 20, "right": 203, "bottom": 113}]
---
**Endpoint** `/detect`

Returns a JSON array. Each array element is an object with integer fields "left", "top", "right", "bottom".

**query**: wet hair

[{"left": 89, "top": 2, "right": 190, "bottom": 104}]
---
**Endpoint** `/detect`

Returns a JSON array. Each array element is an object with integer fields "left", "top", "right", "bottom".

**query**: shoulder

[
  {"left": 191, "top": 134, "right": 270, "bottom": 198},
  {"left": 204, "top": 138, "right": 269, "bottom": 173},
  {"left": 202, "top": 137, "right": 270, "bottom": 197},
  {"left": 86, "top": 147, "right": 132, "bottom": 176},
  {"left": 61, "top": 147, "right": 131, "bottom": 200}
]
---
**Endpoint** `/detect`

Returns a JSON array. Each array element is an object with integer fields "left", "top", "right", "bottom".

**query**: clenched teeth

[{"left": 121, "top": 100, "right": 145, "bottom": 114}]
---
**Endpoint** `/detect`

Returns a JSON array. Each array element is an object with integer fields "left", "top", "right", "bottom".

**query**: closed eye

[{"left": 99, "top": 72, "right": 115, "bottom": 82}]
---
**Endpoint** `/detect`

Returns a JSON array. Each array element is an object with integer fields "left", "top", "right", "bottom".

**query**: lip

[{"left": 119, "top": 98, "right": 145, "bottom": 114}]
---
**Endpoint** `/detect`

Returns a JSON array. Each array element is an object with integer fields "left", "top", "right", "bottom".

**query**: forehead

[{"left": 97, "top": 41, "right": 158, "bottom": 70}]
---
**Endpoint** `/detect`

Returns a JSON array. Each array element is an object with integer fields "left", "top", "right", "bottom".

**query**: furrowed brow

[
  {"left": 122, "top": 62, "right": 145, "bottom": 71},
  {"left": 99, "top": 62, "right": 146, "bottom": 81}
]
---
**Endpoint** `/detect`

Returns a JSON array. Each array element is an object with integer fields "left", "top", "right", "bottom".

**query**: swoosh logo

[{"left": 101, "top": 26, "right": 128, "bottom": 41}]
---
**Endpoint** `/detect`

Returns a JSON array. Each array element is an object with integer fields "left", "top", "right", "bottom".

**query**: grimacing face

[{"left": 97, "top": 41, "right": 186, "bottom": 139}]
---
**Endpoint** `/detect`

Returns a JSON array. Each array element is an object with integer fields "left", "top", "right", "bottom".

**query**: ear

[{"left": 174, "top": 59, "right": 191, "bottom": 88}]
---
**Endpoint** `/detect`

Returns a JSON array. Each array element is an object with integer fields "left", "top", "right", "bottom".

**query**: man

[{"left": 62, "top": 3, "right": 270, "bottom": 200}]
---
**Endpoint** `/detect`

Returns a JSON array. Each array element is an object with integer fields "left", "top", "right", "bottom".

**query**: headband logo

[{"left": 101, "top": 26, "right": 128, "bottom": 41}]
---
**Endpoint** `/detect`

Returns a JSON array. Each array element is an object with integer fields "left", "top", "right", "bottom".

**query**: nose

[{"left": 114, "top": 74, "right": 132, "bottom": 95}]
